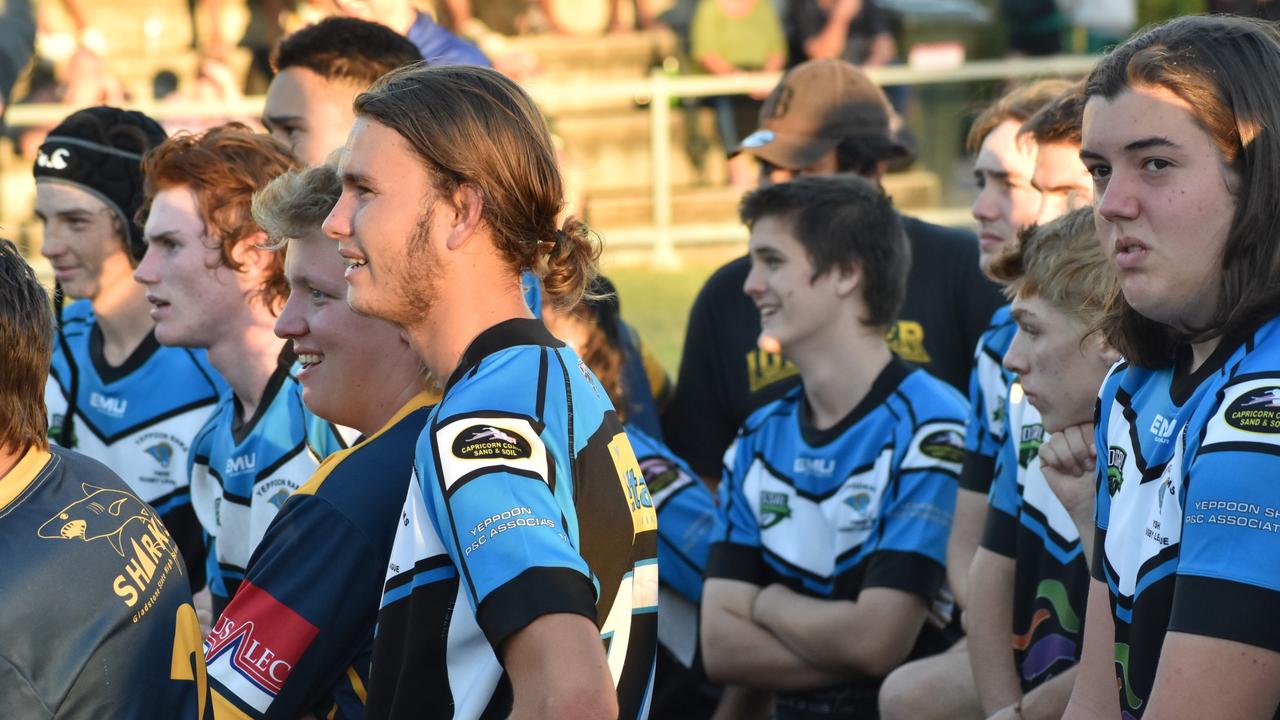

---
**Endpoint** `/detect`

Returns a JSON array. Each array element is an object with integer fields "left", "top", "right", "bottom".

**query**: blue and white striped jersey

[
  {"left": 961, "top": 304, "right": 1016, "bottom": 493},
  {"left": 368, "top": 319, "right": 658, "bottom": 720}
]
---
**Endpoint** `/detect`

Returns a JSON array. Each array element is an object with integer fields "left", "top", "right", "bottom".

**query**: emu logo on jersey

[
  {"left": 38, "top": 484, "right": 153, "bottom": 556},
  {"left": 759, "top": 491, "right": 792, "bottom": 529},
  {"left": 454, "top": 425, "right": 533, "bottom": 460},
  {"left": 90, "top": 391, "right": 128, "bottom": 418},
  {"left": 920, "top": 429, "right": 965, "bottom": 463},
  {"left": 1019, "top": 424, "right": 1044, "bottom": 468},
  {"left": 793, "top": 457, "right": 835, "bottom": 476},
  {"left": 1225, "top": 387, "right": 1280, "bottom": 433},
  {"left": 145, "top": 442, "right": 174, "bottom": 468},
  {"left": 226, "top": 453, "right": 257, "bottom": 474},
  {"left": 1107, "top": 446, "right": 1127, "bottom": 496}
]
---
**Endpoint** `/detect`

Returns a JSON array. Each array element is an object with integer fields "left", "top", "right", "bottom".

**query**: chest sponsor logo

[
  {"left": 638, "top": 456, "right": 683, "bottom": 494},
  {"left": 921, "top": 429, "right": 966, "bottom": 463},
  {"left": 453, "top": 424, "right": 533, "bottom": 460},
  {"left": 90, "top": 392, "right": 128, "bottom": 418},
  {"left": 38, "top": 483, "right": 181, "bottom": 619},
  {"left": 608, "top": 434, "right": 656, "bottom": 533},
  {"left": 759, "top": 490, "right": 791, "bottom": 529},
  {"left": 1224, "top": 387, "right": 1280, "bottom": 434},
  {"left": 1107, "top": 446, "right": 1127, "bottom": 496},
  {"left": 226, "top": 453, "right": 257, "bottom": 475},
  {"left": 793, "top": 457, "right": 835, "bottom": 477},
  {"left": 1018, "top": 424, "right": 1044, "bottom": 468},
  {"left": 1149, "top": 414, "right": 1176, "bottom": 442},
  {"left": 886, "top": 320, "right": 930, "bottom": 364},
  {"left": 205, "top": 581, "right": 319, "bottom": 703}
]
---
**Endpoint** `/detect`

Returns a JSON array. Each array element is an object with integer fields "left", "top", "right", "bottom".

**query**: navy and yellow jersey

[
  {"left": 1094, "top": 316, "right": 1280, "bottom": 718},
  {"left": 0, "top": 445, "right": 210, "bottom": 719},
  {"left": 368, "top": 319, "right": 658, "bottom": 720},
  {"left": 980, "top": 392, "right": 1088, "bottom": 692},
  {"left": 190, "top": 354, "right": 347, "bottom": 613},
  {"left": 628, "top": 422, "right": 716, "bottom": 670},
  {"left": 206, "top": 394, "right": 432, "bottom": 720},
  {"left": 707, "top": 359, "right": 965, "bottom": 716},
  {"left": 960, "top": 304, "right": 1016, "bottom": 493},
  {"left": 46, "top": 299, "right": 225, "bottom": 589}
]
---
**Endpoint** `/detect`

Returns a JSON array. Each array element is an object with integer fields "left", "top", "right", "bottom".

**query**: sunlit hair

[
  {"left": 1021, "top": 82, "right": 1085, "bottom": 146},
  {"left": 1086, "top": 14, "right": 1280, "bottom": 366},
  {"left": 989, "top": 208, "right": 1116, "bottom": 333},
  {"left": 966, "top": 78, "right": 1075, "bottom": 153},
  {"left": 139, "top": 123, "right": 299, "bottom": 312},
  {"left": 354, "top": 64, "right": 599, "bottom": 309},
  {"left": 739, "top": 174, "right": 908, "bottom": 330},
  {"left": 251, "top": 164, "right": 342, "bottom": 308},
  {"left": 0, "top": 239, "right": 54, "bottom": 452}
]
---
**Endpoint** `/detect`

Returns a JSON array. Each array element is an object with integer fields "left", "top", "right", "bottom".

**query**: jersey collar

[
  {"left": 445, "top": 318, "right": 564, "bottom": 393},
  {"left": 799, "top": 356, "right": 911, "bottom": 447},
  {"left": 0, "top": 445, "right": 53, "bottom": 512}
]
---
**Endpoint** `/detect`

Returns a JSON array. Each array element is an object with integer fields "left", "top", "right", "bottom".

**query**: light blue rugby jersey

[
  {"left": 368, "top": 319, "right": 658, "bottom": 720},
  {"left": 189, "top": 351, "right": 346, "bottom": 613},
  {"left": 46, "top": 299, "right": 224, "bottom": 588},
  {"left": 1095, "top": 315, "right": 1280, "bottom": 719},
  {"left": 961, "top": 304, "right": 1017, "bottom": 493},
  {"left": 708, "top": 358, "right": 965, "bottom": 716}
]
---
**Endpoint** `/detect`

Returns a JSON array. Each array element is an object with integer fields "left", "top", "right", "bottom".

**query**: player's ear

[
  {"left": 445, "top": 183, "right": 484, "bottom": 251},
  {"left": 831, "top": 259, "right": 862, "bottom": 298}
]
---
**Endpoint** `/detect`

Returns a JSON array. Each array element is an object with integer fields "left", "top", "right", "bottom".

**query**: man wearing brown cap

[{"left": 661, "top": 58, "right": 1004, "bottom": 482}]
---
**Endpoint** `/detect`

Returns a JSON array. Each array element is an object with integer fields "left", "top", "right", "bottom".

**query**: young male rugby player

[
  {"left": 324, "top": 64, "right": 657, "bottom": 718},
  {"left": 36, "top": 106, "right": 223, "bottom": 589},
  {"left": 0, "top": 239, "right": 209, "bottom": 719},
  {"left": 134, "top": 124, "right": 344, "bottom": 616},
  {"left": 205, "top": 164, "right": 432, "bottom": 720},
  {"left": 701, "top": 175, "right": 966, "bottom": 720}
]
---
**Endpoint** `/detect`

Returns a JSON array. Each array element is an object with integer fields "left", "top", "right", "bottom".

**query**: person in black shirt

[{"left": 661, "top": 59, "right": 1004, "bottom": 480}]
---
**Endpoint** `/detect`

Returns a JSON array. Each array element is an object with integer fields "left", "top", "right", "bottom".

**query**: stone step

[{"left": 557, "top": 105, "right": 729, "bottom": 191}]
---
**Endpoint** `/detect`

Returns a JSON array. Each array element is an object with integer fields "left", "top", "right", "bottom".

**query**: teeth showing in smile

[
  {"left": 345, "top": 258, "right": 368, "bottom": 269},
  {"left": 298, "top": 353, "right": 323, "bottom": 368}
]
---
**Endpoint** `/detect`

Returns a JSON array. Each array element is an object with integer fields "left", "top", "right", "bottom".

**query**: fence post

[{"left": 648, "top": 67, "right": 680, "bottom": 269}]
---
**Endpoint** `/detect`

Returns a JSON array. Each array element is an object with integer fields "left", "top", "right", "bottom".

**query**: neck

[
  {"left": 91, "top": 279, "right": 154, "bottom": 366},
  {"left": 207, "top": 311, "right": 286, "bottom": 423},
  {"left": 388, "top": 5, "right": 420, "bottom": 34},
  {"left": 0, "top": 443, "right": 27, "bottom": 484},
  {"left": 1189, "top": 335, "right": 1222, "bottom": 375},
  {"left": 792, "top": 324, "right": 892, "bottom": 431},
  {"left": 406, "top": 249, "right": 533, "bottom": 384},
  {"left": 359, "top": 379, "right": 425, "bottom": 436}
]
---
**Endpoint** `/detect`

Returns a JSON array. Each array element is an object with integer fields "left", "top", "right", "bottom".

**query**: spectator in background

[
  {"left": 691, "top": 0, "right": 785, "bottom": 189},
  {"left": 785, "top": 0, "right": 896, "bottom": 70},
  {"left": 0, "top": 0, "right": 34, "bottom": 115},
  {"left": 331, "top": 0, "right": 491, "bottom": 67},
  {"left": 1002, "top": 0, "right": 1065, "bottom": 56},
  {"left": 263, "top": 16, "right": 422, "bottom": 166}
]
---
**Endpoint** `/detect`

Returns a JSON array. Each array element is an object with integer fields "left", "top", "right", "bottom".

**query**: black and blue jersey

[
  {"left": 46, "top": 300, "right": 224, "bottom": 588},
  {"left": 0, "top": 445, "right": 209, "bottom": 718},
  {"left": 707, "top": 359, "right": 965, "bottom": 718},
  {"left": 1095, "top": 315, "right": 1280, "bottom": 718},
  {"left": 189, "top": 353, "right": 346, "bottom": 613},
  {"left": 206, "top": 393, "right": 432, "bottom": 719},
  {"left": 961, "top": 305, "right": 1016, "bottom": 493},
  {"left": 367, "top": 319, "right": 658, "bottom": 720},
  {"left": 981, "top": 390, "right": 1088, "bottom": 692}
]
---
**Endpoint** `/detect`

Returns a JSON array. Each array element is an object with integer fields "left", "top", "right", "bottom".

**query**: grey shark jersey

[
  {"left": 1095, "top": 316, "right": 1280, "bottom": 718},
  {"left": 47, "top": 299, "right": 224, "bottom": 589},
  {"left": 367, "top": 319, "right": 658, "bottom": 720},
  {"left": 0, "top": 445, "right": 210, "bottom": 719},
  {"left": 190, "top": 353, "right": 346, "bottom": 614},
  {"left": 708, "top": 358, "right": 965, "bottom": 719}
]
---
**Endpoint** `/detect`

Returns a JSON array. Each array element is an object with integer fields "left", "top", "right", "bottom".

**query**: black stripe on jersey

[
  {"left": 980, "top": 505, "right": 1018, "bottom": 558},
  {"left": 66, "top": 396, "right": 221, "bottom": 445},
  {"left": 431, "top": 424, "right": 481, "bottom": 609},
  {"left": 1116, "top": 387, "right": 1169, "bottom": 484},
  {"left": 959, "top": 452, "right": 997, "bottom": 493},
  {"left": 90, "top": 325, "right": 162, "bottom": 383},
  {"left": 365, "top": 571, "right": 460, "bottom": 720},
  {"left": 1091, "top": 527, "right": 1107, "bottom": 582},
  {"left": 862, "top": 549, "right": 946, "bottom": 598},
  {"left": 740, "top": 391, "right": 801, "bottom": 438},
  {"left": 1197, "top": 440, "right": 1280, "bottom": 458},
  {"left": 383, "top": 554, "right": 455, "bottom": 597},
  {"left": 1168, "top": 576, "right": 1280, "bottom": 654},
  {"left": 536, "top": 348, "right": 549, "bottom": 419},
  {"left": 475, "top": 566, "right": 598, "bottom": 649},
  {"left": 706, "top": 542, "right": 764, "bottom": 584},
  {"left": 1018, "top": 501, "right": 1080, "bottom": 556},
  {"left": 899, "top": 466, "right": 961, "bottom": 481},
  {"left": 980, "top": 344, "right": 1007, "bottom": 367},
  {"left": 185, "top": 348, "right": 221, "bottom": 389},
  {"left": 891, "top": 389, "right": 918, "bottom": 430},
  {"left": 256, "top": 441, "right": 309, "bottom": 482},
  {"left": 751, "top": 454, "right": 885, "bottom": 504},
  {"left": 445, "top": 465, "right": 549, "bottom": 498},
  {"left": 231, "top": 360, "right": 292, "bottom": 444}
]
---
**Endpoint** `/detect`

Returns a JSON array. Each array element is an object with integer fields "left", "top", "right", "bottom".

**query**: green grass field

[{"left": 605, "top": 258, "right": 729, "bottom": 378}]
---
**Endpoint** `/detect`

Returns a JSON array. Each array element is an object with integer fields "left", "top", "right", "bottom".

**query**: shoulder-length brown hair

[
  {"left": 1087, "top": 15, "right": 1280, "bottom": 367},
  {"left": 0, "top": 240, "right": 54, "bottom": 452}
]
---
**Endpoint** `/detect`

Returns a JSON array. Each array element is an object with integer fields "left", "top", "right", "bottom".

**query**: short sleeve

[
  {"left": 1169, "top": 378, "right": 1280, "bottom": 652},
  {"left": 980, "top": 425, "right": 1022, "bottom": 558},
  {"left": 862, "top": 421, "right": 962, "bottom": 599},
  {"left": 706, "top": 436, "right": 765, "bottom": 584},
  {"left": 1092, "top": 381, "right": 1116, "bottom": 582}
]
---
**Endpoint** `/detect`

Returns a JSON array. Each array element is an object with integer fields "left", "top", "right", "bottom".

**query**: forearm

[
  {"left": 966, "top": 548, "right": 1020, "bottom": 714},
  {"left": 1071, "top": 510, "right": 1094, "bottom": 568},
  {"left": 1063, "top": 580, "right": 1121, "bottom": 719},
  {"left": 702, "top": 600, "right": 847, "bottom": 689},
  {"left": 804, "top": 13, "right": 854, "bottom": 60},
  {"left": 1018, "top": 666, "right": 1076, "bottom": 720},
  {"left": 947, "top": 487, "right": 988, "bottom": 609}
]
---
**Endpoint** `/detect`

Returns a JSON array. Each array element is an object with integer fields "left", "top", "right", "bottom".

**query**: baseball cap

[
  {"left": 734, "top": 59, "right": 908, "bottom": 170},
  {"left": 33, "top": 106, "right": 168, "bottom": 263}
]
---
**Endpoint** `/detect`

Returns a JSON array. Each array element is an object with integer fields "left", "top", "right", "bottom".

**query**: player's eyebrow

[
  {"left": 340, "top": 169, "right": 377, "bottom": 190},
  {"left": 1010, "top": 306, "right": 1037, "bottom": 324},
  {"left": 145, "top": 229, "right": 182, "bottom": 245},
  {"left": 262, "top": 113, "right": 304, "bottom": 130}
]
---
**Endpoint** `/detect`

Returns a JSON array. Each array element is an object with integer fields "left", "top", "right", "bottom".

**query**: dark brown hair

[
  {"left": 1086, "top": 15, "right": 1280, "bottom": 366},
  {"left": 0, "top": 239, "right": 54, "bottom": 452},
  {"left": 139, "top": 123, "right": 299, "bottom": 312},
  {"left": 272, "top": 17, "right": 422, "bottom": 87},
  {"left": 1021, "top": 82, "right": 1086, "bottom": 147},
  {"left": 966, "top": 78, "right": 1076, "bottom": 153},
  {"left": 354, "top": 64, "right": 599, "bottom": 309}
]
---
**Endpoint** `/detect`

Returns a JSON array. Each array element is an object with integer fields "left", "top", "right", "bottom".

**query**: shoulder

[
  {"left": 49, "top": 445, "right": 132, "bottom": 492},
  {"left": 299, "top": 406, "right": 429, "bottom": 506},
  {"left": 896, "top": 370, "right": 968, "bottom": 422},
  {"left": 739, "top": 385, "right": 802, "bottom": 438},
  {"left": 442, "top": 345, "right": 549, "bottom": 418}
]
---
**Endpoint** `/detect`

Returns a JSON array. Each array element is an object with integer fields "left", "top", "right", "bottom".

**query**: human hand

[{"left": 1038, "top": 424, "right": 1096, "bottom": 517}]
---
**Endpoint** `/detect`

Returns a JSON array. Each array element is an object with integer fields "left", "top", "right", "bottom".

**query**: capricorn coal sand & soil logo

[
  {"left": 1224, "top": 386, "right": 1280, "bottom": 433},
  {"left": 920, "top": 429, "right": 965, "bottom": 463},
  {"left": 1107, "top": 446, "right": 1127, "bottom": 496},
  {"left": 759, "top": 490, "right": 792, "bottom": 529},
  {"left": 453, "top": 425, "right": 534, "bottom": 460}
]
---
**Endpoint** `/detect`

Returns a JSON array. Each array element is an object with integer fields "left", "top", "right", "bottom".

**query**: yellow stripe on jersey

[
  {"left": 212, "top": 689, "right": 255, "bottom": 720},
  {"left": 294, "top": 392, "right": 435, "bottom": 498},
  {"left": 0, "top": 446, "right": 51, "bottom": 511},
  {"left": 346, "top": 665, "right": 368, "bottom": 703}
]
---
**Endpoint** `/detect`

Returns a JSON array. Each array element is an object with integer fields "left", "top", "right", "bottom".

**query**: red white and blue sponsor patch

[{"left": 205, "top": 581, "right": 319, "bottom": 713}]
